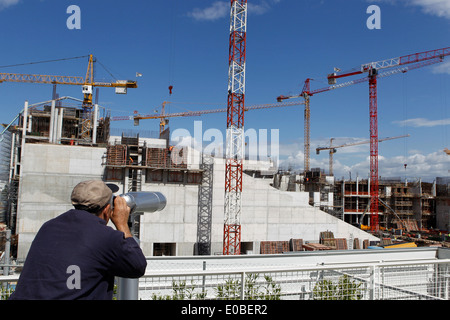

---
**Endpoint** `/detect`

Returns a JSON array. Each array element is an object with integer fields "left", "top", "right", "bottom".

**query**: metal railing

[
  {"left": 1, "top": 259, "right": 449, "bottom": 300},
  {"left": 138, "top": 259, "right": 450, "bottom": 300},
  {"left": 0, "top": 275, "right": 17, "bottom": 300}
]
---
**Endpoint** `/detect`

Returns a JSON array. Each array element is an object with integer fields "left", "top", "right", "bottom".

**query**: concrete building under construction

[
  {"left": 0, "top": 98, "right": 382, "bottom": 260},
  {"left": 0, "top": 98, "right": 449, "bottom": 261},
  {"left": 273, "top": 169, "right": 448, "bottom": 234}
]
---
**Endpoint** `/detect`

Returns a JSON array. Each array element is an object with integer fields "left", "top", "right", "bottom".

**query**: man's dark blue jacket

[{"left": 9, "top": 209, "right": 147, "bottom": 300}]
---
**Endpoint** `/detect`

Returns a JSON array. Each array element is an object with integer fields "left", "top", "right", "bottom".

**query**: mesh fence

[
  {"left": 1, "top": 259, "right": 448, "bottom": 300},
  {"left": 138, "top": 260, "right": 450, "bottom": 300}
]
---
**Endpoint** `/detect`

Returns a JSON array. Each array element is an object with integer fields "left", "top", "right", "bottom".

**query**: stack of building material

[
  {"left": 321, "top": 238, "right": 348, "bottom": 250},
  {"left": 354, "top": 238, "right": 361, "bottom": 249},
  {"left": 260, "top": 241, "right": 290, "bottom": 254},
  {"left": 363, "top": 239, "right": 370, "bottom": 249},
  {"left": 335, "top": 238, "right": 348, "bottom": 250},
  {"left": 394, "top": 219, "right": 419, "bottom": 231},
  {"left": 319, "top": 231, "right": 334, "bottom": 242},
  {"left": 289, "top": 238, "right": 303, "bottom": 252},
  {"left": 303, "top": 243, "right": 332, "bottom": 251}
]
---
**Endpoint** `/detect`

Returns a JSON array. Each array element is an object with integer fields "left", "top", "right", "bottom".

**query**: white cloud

[
  {"left": 188, "top": 1, "right": 229, "bottom": 21},
  {"left": 411, "top": 0, "right": 450, "bottom": 19},
  {"left": 0, "top": 0, "right": 19, "bottom": 10},
  {"left": 393, "top": 118, "right": 450, "bottom": 127},
  {"left": 378, "top": 150, "right": 450, "bottom": 179},
  {"left": 278, "top": 137, "right": 450, "bottom": 180},
  {"left": 432, "top": 60, "right": 450, "bottom": 75},
  {"left": 188, "top": 0, "right": 282, "bottom": 21},
  {"left": 371, "top": 0, "right": 450, "bottom": 19},
  {"left": 248, "top": 1, "right": 271, "bottom": 15}
]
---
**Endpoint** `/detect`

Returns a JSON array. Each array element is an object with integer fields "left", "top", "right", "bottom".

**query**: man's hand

[{"left": 111, "top": 196, "right": 133, "bottom": 238}]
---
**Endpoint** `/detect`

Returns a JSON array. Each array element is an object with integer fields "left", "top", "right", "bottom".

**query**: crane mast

[
  {"left": 224, "top": 0, "right": 247, "bottom": 255},
  {"left": 368, "top": 71, "right": 379, "bottom": 230}
]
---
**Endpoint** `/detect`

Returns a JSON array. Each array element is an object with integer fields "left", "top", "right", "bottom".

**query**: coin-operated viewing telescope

[
  {"left": 112, "top": 191, "right": 166, "bottom": 301},
  {"left": 116, "top": 191, "right": 166, "bottom": 214}
]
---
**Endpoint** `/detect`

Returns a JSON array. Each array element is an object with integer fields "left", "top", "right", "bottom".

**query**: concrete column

[
  {"left": 49, "top": 100, "right": 56, "bottom": 143},
  {"left": 92, "top": 104, "right": 98, "bottom": 145},
  {"left": 20, "top": 101, "right": 28, "bottom": 177},
  {"left": 52, "top": 108, "right": 59, "bottom": 144},
  {"left": 56, "top": 107, "right": 64, "bottom": 144},
  {"left": 27, "top": 115, "right": 32, "bottom": 133}
]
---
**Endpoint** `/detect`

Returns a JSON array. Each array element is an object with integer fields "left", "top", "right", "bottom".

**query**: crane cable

[
  {"left": 440, "top": 74, "right": 448, "bottom": 152},
  {"left": 168, "top": 0, "right": 177, "bottom": 96},
  {"left": 0, "top": 55, "right": 124, "bottom": 83},
  {"left": 402, "top": 73, "right": 409, "bottom": 172},
  {"left": 0, "top": 55, "right": 90, "bottom": 69}
]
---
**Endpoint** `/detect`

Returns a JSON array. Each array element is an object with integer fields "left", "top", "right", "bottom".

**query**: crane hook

[{"left": 168, "top": 85, "right": 173, "bottom": 95}]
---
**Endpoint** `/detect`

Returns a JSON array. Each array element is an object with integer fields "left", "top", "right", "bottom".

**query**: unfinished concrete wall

[
  {"left": 16, "top": 142, "right": 377, "bottom": 259},
  {"left": 16, "top": 143, "right": 105, "bottom": 259},
  {"left": 140, "top": 157, "right": 378, "bottom": 256}
]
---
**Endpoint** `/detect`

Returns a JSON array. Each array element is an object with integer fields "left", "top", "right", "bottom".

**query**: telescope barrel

[{"left": 119, "top": 192, "right": 166, "bottom": 213}]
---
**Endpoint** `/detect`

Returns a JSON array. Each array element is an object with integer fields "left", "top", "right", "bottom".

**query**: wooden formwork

[
  {"left": 144, "top": 148, "right": 167, "bottom": 168},
  {"left": 260, "top": 241, "right": 290, "bottom": 254},
  {"left": 289, "top": 238, "right": 303, "bottom": 252},
  {"left": 303, "top": 243, "right": 332, "bottom": 251},
  {"left": 144, "top": 147, "right": 187, "bottom": 169},
  {"left": 354, "top": 238, "right": 361, "bottom": 249},
  {"left": 106, "top": 145, "right": 127, "bottom": 166},
  {"left": 321, "top": 238, "right": 348, "bottom": 250}
]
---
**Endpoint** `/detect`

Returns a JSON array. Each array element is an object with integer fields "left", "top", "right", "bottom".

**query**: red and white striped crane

[
  {"left": 278, "top": 46, "right": 450, "bottom": 231},
  {"left": 224, "top": 0, "right": 248, "bottom": 255},
  {"left": 328, "top": 47, "right": 450, "bottom": 232}
]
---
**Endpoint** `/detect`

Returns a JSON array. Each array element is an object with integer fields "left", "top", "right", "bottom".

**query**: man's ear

[{"left": 99, "top": 203, "right": 112, "bottom": 222}]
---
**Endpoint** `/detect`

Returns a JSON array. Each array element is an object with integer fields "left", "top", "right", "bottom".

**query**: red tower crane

[
  {"left": 327, "top": 47, "right": 450, "bottom": 232},
  {"left": 223, "top": 0, "right": 248, "bottom": 255},
  {"left": 278, "top": 47, "right": 449, "bottom": 231},
  {"left": 278, "top": 58, "right": 444, "bottom": 174}
]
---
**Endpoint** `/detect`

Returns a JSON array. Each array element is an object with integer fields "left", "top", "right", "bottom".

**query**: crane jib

[{"left": 328, "top": 46, "right": 450, "bottom": 81}]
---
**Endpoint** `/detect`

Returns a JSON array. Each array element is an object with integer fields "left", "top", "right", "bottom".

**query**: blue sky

[{"left": 0, "top": 0, "right": 449, "bottom": 181}]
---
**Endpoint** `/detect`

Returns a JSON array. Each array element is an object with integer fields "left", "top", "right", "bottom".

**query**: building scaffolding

[
  {"left": 272, "top": 171, "right": 441, "bottom": 233},
  {"left": 195, "top": 155, "right": 214, "bottom": 255}
]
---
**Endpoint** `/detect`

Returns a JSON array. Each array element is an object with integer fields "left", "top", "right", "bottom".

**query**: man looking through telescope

[{"left": 10, "top": 180, "right": 147, "bottom": 300}]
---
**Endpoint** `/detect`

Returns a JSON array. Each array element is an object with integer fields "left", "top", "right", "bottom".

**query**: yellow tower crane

[
  {"left": 0, "top": 54, "right": 137, "bottom": 141},
  {"left": 111, "top": 100, "right": 305, "bottom": 135}
]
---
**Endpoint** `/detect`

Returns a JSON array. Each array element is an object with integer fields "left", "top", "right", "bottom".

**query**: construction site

[{"left": 0, "top": 1, "right": 450, "bottom": 302}]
